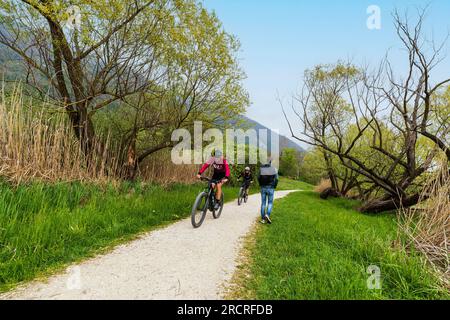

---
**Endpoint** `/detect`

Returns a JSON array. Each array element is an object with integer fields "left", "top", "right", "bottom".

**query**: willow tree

[
  {"left": 0, "top": 0, "right": 171, "bottom": 153},
  {"left": 92, "top": 0, "right": 249, "bottom": 178},
  {"left": 284, "top": 9, "right": 450, "bottom": 213}
]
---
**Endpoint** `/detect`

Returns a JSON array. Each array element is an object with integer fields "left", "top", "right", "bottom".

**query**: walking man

[{"left": 258, "top": 160, "right": 278, "bottom": 224}]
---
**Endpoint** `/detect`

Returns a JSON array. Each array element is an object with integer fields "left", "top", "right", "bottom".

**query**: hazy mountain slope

[{"left": 229, "top": 115, "right": 304, "bottom": 153}]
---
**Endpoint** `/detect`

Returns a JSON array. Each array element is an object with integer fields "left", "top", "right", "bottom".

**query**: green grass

[
  {"left": 0, "top": 180, "right": 243, "bottom": 292},
  {"left": 277, "top": 177, "right": 314, "bottom": 191},
  {"left": 236, "top": 191, "right": 449, "bottom": 300}
]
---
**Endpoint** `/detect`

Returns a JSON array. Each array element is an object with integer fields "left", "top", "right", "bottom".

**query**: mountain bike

[
  {"left": 191, "top": 177, "right": 224, "bottom": 228},
  {"left": 238, "top": 181, "right": 253, "bottom": 206},
  {"left": 237, "top": 182, "right": 250, "bottom": 206}
]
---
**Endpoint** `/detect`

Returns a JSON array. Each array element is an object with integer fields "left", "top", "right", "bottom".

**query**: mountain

[{"left": 231, "top": 115, "right": 305, "bottom": 154}]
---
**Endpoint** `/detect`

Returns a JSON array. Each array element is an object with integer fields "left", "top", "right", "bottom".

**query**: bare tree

[
  {"left": 389, "top": 9, "right": 450, "bottom": 161},
  {"left": 284, "top": 9, "right": 450, "bottom": 213}
]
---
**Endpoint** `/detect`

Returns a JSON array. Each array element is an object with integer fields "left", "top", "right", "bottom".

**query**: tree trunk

[
  {"left": 322, "top": 151, "right": 338, "bottom": 189},
  {"left": 125, "top": 136, "right": 138, "bottom": 181},
  {"left": 358, "top": 193, "right": 420, "bottom": 213},
  {"left": 47, "top": 17, "right": 95, "bottom": 155},
  {"left": 320, "top": 187, "right": 341, "bottom": 199}
]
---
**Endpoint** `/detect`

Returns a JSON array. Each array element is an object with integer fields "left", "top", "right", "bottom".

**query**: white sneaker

[
  {"left": 265, "top": 214, "right": 272, "bottom": 224},
  {"left": 260, "top": 219, "right": 266, "bottom": 224}
]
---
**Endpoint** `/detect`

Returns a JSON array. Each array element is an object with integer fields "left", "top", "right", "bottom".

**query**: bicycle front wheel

[
  {"left": 191, "top": 192, "right": 208, "bottom": 228},
  {"left": 237, "top": 187, "right": 244, "bottom": 206},
  {"left": 212, "top": 193, "right": 224, "bottom": 219}
]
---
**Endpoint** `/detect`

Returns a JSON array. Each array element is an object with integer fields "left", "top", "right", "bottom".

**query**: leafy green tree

[
  {"left": 423, "top": 85, "right": 450, "bottom": 162},
  {"left": 0, "top": 0, "right": 249, "bottom": 179},
  {"left": 299, "top": 148, "right": 326, "bottom": 185},
  {"left": 279, "top": 148, "right": 300, "bottom": 178},
  {"left": 1, "top": 0, "right": 168, "bottom": 152},
  {"left": 285, "top": 56, "right": 441, "bottom": 212}
]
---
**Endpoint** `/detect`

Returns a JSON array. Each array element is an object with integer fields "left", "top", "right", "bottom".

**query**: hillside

[{"left": 231, "top": 115, "right": 305, "bottom": 154}]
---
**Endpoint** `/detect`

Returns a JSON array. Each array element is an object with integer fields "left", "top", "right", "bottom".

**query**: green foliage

[
  {"left": 300, "top": 115, "right": 439, "bottom": 197},
  {"left": 299, "top": 148, "right": 328, "bottom": 184},
  {"left": 430, "top": 85, "right": 450, "bottom": 137},
  {"left": 236, "top": 191, "right": 449, "bottom": 300},
  {"left": 307, "top": 63, "right": 360, "bottom": 82},
  {"left": 92, "top": 0, "right": 249, "bottom": 163},
  {"left": 298, "top": 60, "right": 448, "bottom": 205},
  {"left": 279, "top": 148, "right": 301, "bottom": 178},
  {"left": 226, "top": 144, "right": 260, "bottom": 187}
]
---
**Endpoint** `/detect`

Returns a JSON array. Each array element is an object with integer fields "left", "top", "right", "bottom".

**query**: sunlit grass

[
  {"left": 236, "top": 191, "right": 449, "bottom": 300},
  {"left": 277, "top": 177, "right": 314, "bottom": 191}
]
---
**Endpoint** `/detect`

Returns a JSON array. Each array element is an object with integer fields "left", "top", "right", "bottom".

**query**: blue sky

[{"left": 202, "top": 0, "right": 450, "bottom": 141}]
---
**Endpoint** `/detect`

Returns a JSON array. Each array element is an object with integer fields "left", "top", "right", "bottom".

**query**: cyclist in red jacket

[{"left": 196, "top": 149, "right": 230, "bottom": 210}]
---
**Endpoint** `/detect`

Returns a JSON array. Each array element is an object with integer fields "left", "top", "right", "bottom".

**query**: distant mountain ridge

[{"left": 231, "top": 115, "right": 305, "bottom": 154}]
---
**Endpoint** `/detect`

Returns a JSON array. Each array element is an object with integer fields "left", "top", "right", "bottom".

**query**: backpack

[{"left": 258, "top": 165, "right": 278, "bottom": 187}]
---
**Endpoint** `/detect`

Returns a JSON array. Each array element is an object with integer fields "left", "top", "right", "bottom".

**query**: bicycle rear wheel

[{"left": 191, "top": 192, "right": 208, "bottom": 228}]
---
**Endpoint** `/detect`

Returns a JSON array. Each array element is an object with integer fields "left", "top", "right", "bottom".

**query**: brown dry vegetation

[
  {"left": 140, "top": 151, "right": 198, "bottom": 185},
  {"left": 314, "top": 178, "right": 332, "bottom": 193},
  {"left": 400, "top": 161, "right": 450, "bottom": 286},
  {"left": 0, "top": 87, "right": 199, "bottom": 185},
  {"left": 0, "top": 87, "right": 123, "bottom": 184}
]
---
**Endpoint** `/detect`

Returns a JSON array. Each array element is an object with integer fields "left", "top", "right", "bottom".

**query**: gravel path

[{"left": 1, "top": 190, "right": 296, "bottom": 300}]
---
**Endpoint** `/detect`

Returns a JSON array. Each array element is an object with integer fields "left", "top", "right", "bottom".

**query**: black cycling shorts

[
  {"left": 243, "top": 180, "right": 251, "bottom": 188},
  {"left": 212, "top": 173, "right": 226, "bottom": 182}
]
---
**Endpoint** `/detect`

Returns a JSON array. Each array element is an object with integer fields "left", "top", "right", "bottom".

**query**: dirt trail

[{"left": 1, "top": 190, "right": 296, "bottom": 300}]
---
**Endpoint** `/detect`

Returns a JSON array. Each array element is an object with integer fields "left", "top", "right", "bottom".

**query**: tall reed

[
  {"left": 400, "top": 161, "right": 449, "bottom": 287},
  {"left": 0, "top": 85, "right": 120, "bottom": 184},
  {"left": 140, "top": 150, "right": 199, "bottom": 185},
  {"left": 314, "top": 178, "right": 332, "bottom": 193}
]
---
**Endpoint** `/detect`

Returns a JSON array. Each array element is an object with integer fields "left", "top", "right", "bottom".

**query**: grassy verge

[
  {"left": 277, "top": 177, "right": 314, "bottom": 191},
  {"left": 0, "top": 180, "right": 243, "bottom": 292},
  {"left": 231, "top": 191, "right": 449, "bottom": 300}
]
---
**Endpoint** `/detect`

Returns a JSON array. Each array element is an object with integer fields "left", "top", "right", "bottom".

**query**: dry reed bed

[
  {"left": 140, "top": 151, "right": 199, "bottom": 185},
  {"left": 314, "top": 178, "right": 332, "bottom": 193},
  {"left": 0, "top": 86, "right": 199, "bottom": 185},
  {"left": 0, "top": 86, "right": 120, "bottom": 184},
  {"left": 400, "top": 162, "right": 450, "bottom": 287}
]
